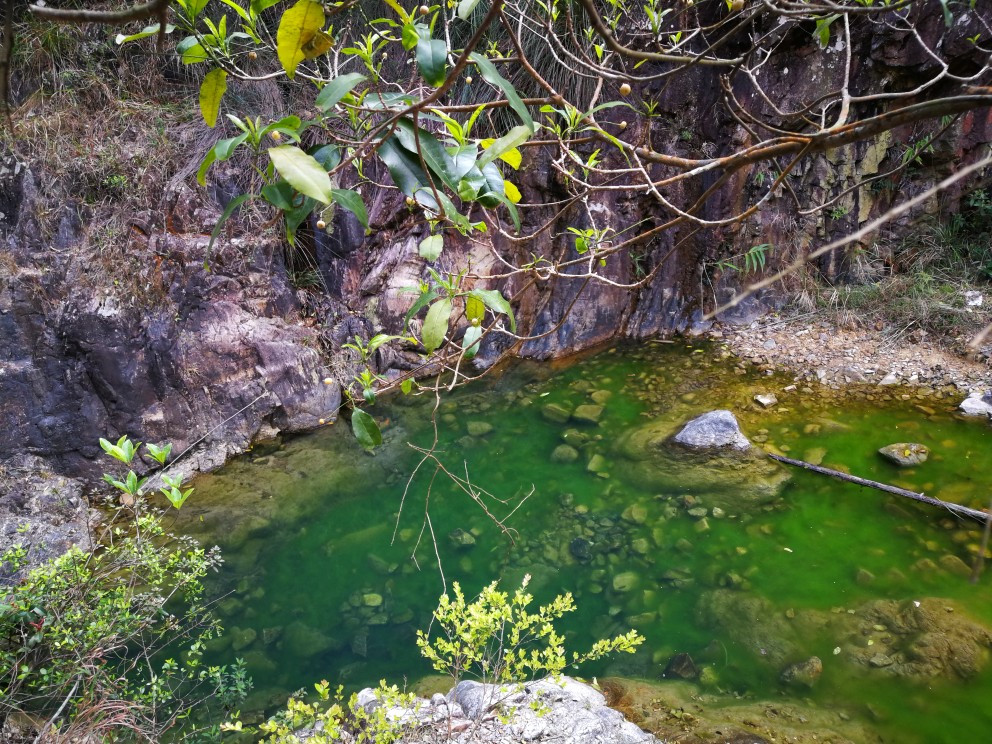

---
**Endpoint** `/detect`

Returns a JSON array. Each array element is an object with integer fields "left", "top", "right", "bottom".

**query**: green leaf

[
  {"left": 417, "top": 37, "right": 448, "bottom": 88},
  {"left": 379, "top": 136, "right": 436, "bottom": 209},
  {"left": 462, "top": 324, "right": 482, "bottom": 359},
  {"left": 315, "top": 72, "right": 367, "bottom": 113},
  {"left": 394, "top": 119, "right": 458, "bottom": 190},
  {"left": 466, "top": 294, "right": 485, "bottom": 323},
  {"left": 178, "top": 38, "right": 208, "bottom": 65},
  {"left": 400, "top": 378, "right": 413, "bottom": 394},
  {"left": 419, "top": 234, "right": 443, "bottom": 261},
  {"left": 469, "top": 53, "right": 534, "bottom": 132},
  {"left": 208, "top": 193, "right": 254, "bottom": 252},
  {"left": 218, "top": 0, "right": 252, "bottom": 24},
  {"left": 404, "top": 288, "right": 440, "bottom": 329},
  {"left": 199, "top": 132, "right": 251, "bottom": 186},
  {"left": 268, "top": 145, "right": 334, "bottom": 204},
  {"left": 250, "top": 0, "right": 281, "bottom": 12},
  {"left": 276, "top": 0, "right": 326, "bottom": 79},
  {"left": 469, "top": 288, "right": 515, "bottom": 332},
  {"left": 115, "top": 23, "right": 174, "bottom": 45},
  {"left": 260, "top": 180, "right": 298, "bottom": 210},
  {"left": 199, "top": 68, "right": 228, "bottom": 128},
  {"left": 351, "top": 409, "right": 382, "bottom": 450},
  {"left": 457, "top": 0, "right": 483, "bottom": 21},
  {"left": 814, "top": 14, "right": 840, "bottom": 49},
  {"left": 310, "top": 144, "right": 341, "bottom": 171},
  {"left": 937, "top": 0, "right": 953, "bottom": 27},
  {"left": 486, "top": 190, "right": 520, "bottom": 232},
  {"left": 477, "top": 125, "right": 532, "bottom": 169},
  {"left": 422, "top": 298, "right": 452, "bottom": 353},
  {"left": 401, "top": 22, "right": 421, "bottom": 51},
  {"left": 330, "top": 188, "right": 369, "bottom": 229}
]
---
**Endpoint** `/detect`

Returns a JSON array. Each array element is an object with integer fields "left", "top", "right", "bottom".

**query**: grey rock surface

[{"left": 673, "top": 410, "right": 752, "bottom": 451}]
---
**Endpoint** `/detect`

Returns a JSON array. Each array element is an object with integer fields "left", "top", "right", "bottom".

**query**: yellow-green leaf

[
  {"left": 276, "top": 0, "right": 325, "bottom": 79},
  {"left": 268, "top": 145, "right": 335, "bottom": 203},
  {"left": 479, "top": 139, "right": 522, "bottom": 169},
  {"left": 199, "top": 68, "right": 228, "bottom": 128},
  {"left": 302, "top": 29, "right": 334, "bottom": 60},
  {"left": 503, "top": 180, "right": 521, "bottom": 204}
]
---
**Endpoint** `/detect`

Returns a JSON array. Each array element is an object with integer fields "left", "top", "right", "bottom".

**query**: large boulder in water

[
  {"left": 615, "top": 411, "right": 790, "bottom": 509},
  {"left": 959, "top": 391, "right": 992, "bottom": 417},
  {"left": 673, "top": 410, "right": 752, "bottom": 451}
]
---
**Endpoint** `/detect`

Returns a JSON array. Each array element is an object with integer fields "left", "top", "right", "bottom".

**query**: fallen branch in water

[{"left": 767, "top": 453, "right": 989, "bottom": 524}]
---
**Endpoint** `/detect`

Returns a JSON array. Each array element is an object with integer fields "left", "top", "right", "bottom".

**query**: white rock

[
  {"left": 959, "top": 391, "right": 992, "bottom": 417},
  {"left": 754, "top": 393, "right": 778, "bottom": 408},
  {"left": 964, "top": 290, "right": 984, "bottom": 307}
]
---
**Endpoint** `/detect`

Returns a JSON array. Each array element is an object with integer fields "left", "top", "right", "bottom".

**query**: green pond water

[{"left": 176, "top": 341, "right": 992, "bottom": 742}]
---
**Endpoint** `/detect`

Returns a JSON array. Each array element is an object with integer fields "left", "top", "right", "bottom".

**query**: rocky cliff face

[{"left": 0, "top": 4, "right": 990, "bottom": 504}]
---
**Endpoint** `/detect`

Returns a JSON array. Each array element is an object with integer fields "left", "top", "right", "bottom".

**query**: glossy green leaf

[
  {"left": 457, "top": 0, "right": 483, "bottom": 21},
  {"left": 178, "top": 37, "right": 208, "bottom": 64},
  {"left": 466, "top": 294, "right": 485, "bottom": 323},
  {"left": 198, "top": 68, "right": 228, "bottom": 128},
  {"left": 419, "top": 234, "right": 443, "bottom": 261},
  {"left": 462, "top": 324, "right": 483, "bottom": 359},
  {"left": 315, "top": 72, "right": 367, "bottom": 113},
  {"left": 404, "top": 288, "right": 440, "bottom": 329},
  {"left": 379, "top": 136, "right": 436, "bottom": 208},
  {"left": 469, "top": 53, "right": 534, "bottom": 131},
  {"left": 260, "top": 180, "right": 298, "bottom": 210},
  {"left": 330, "top": 188, "right": 369, "bottom": 229},
  {"left": 116, "top": 23, "right": 174, "bottom": 45},
  {"left": 276, "top": 0, "right": 326, "bottom": 79},
  {"left": 422, "top": 298, "right": 452, "bottom": 353},
  {"left": 395, "top": 119, "right": 458, "bottom": 190},
  {"left": 351, "top": 409, "right": 382, "bottom": 450},
  {"left": 268, "top": 145, "right": 334, "bottom": 204},
  {"left": 208, "top": 193, "right": 254, "bottom": 252},
  {"left": 417, "top": 37, "right": 448, "bottom": 87},
  {"left": 469, "top": 288, "right": 515, "bottom": 332}
]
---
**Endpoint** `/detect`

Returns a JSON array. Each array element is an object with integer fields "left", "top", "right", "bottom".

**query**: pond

[{"left": 174, "top": 340, "right": 992, "bottom": 742}]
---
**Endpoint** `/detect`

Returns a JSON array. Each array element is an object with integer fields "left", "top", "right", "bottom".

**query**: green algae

[{"left": 179, "top": 341, "right": 992, "bottom": 741}]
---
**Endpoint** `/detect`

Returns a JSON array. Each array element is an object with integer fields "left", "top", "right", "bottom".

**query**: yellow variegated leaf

[
  {"left": 302, "top": 29, "right": 334, "bottom": 60},
  {"left": 479, "top": 138, "right": 522, "bottom": 169},
  {"left": 504, "top": 179, "right": 522, "bottom": 204},
  {"left": 199, "top": 68, "right": 228, "bottom": 128},
  {"left": 276, "top": 0, "right": 325, "bottom": 79}
]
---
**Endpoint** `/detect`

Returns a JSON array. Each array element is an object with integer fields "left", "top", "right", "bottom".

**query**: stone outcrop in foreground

[{"left": 348, "top": 676, "right": 656, "bottom": 744}]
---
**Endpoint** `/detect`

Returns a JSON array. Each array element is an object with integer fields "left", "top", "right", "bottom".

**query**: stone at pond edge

[
  {"left": 780, "top": 656, "right": 823, "bottom": 688},
  {"left": 878, "top": 442, "right": 929, "bottom": 466},
  {"left": 754, "top": 393, "right": 778, "bottom": 408},
  {"left": 663, "top": 652, "right": 700, "bottom": 680},
  {"left": 673, "top": 410, "right": 751, "bottom": 451},
  {"left": 959, "top": 391, "right": 992, "bottom": 417}
]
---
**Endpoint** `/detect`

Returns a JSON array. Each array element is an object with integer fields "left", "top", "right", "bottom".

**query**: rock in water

[
  {"left": 959, "top": 391, "right": 992, "bottom": 417},
  {"left": 663, "top": 652, "right": 700, "bottom": 680},
  {"left": 448, "top": 528, "right": 476, "bottom": 550},
  {"left": 569, "top": 537, "right": 593, "bottom": 562},
  {"left": 673, "top": 410, "right": 751, "bottom": 451},
  {"left": 878, "top": 443, "right": 929, "bottom": 466},
  {"left": 780, "top": 656, "right": 823, "bottom": 688},
  {"left": 754, "top": 393, "right": 778, "bottom": 408},
  {"left": 551, "top": 444, "right": 580, "bottom": 464}
]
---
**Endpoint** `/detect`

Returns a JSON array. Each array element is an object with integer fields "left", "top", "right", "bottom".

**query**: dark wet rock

[
  {"left": 673, "top": 410, "right": 751, "bottom": 451},
  {"left": 780, "top": 656, "right": 823, "bottom": 688},
  {"left": 663, "top": 652, "right": 700, "bottom": 680},
  {"left": 448, "top": 528, "right": 476, "bottom": 550},
  {"left": 878, "top": 443, "right": 929, "bottom": 466},
  {"left": 570, "top": 537, "right": 594, "bottom": 562},
  {"left": 551, "top": 444, "right": 580, "bottom": 463}
]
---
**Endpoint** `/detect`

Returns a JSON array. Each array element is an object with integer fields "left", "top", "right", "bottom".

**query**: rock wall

[{"left": 1, "top": 2, "right": 991, "bottom": 500}]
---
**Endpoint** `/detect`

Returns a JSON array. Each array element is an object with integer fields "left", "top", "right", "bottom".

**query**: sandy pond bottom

[{"left": 176, "top": 341, "right": 992, "bottom": 742}]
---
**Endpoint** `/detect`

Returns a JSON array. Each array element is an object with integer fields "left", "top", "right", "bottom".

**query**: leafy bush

[{"left": 0, "top": 438, "right": 248, "bottom": 741}]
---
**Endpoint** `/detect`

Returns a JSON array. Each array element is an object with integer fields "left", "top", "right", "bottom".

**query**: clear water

[{"left": 175, "top": 341, "right": 992, "bottom": 741}]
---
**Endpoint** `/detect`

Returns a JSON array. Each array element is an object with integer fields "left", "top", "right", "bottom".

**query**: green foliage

[
  {"left": 416, "top": 574, "right": 644, "bottom": 685},
  {"left": 716, "top": 243, "right": 773, "bottom": 276},
  {"left": 0, "top": 438, "right": 248, "bottom": 740},
  {"left": 226, "top": 679, "right": 417, "bottom": 743}
]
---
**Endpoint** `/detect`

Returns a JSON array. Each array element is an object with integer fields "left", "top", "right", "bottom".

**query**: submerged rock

[
  {"left": 541, "top": 403, "right": 573, "bottom": 424},
  {"left": 878, "top": 443, "right": 929, "bottom": 466},
  {"left": 673, "top": 410, "right": 751, "bottom": 451},
  {"left": 448, "top": 528, "right": 476, "bottom": 550},
  {"left": 551, "top": 444, "right": 580, "bottom": 463},
  {"left": 662, "top": 652, "right": 699, "bottom": 680},
  {"left": 573, "top": 404, "right": 604, "bottom": 425},
  {"left": 780, "top": 656, "right": 822, "bottom": 688}
]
